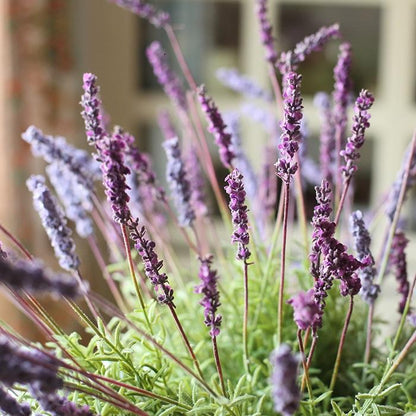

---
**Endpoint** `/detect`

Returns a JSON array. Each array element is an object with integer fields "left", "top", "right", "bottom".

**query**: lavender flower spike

[
  {"left": 0, "top": 256, "right": 84, "bottom": 299},
  {"left": 108, "top": 0, "right": 170, "bottom": 28},
  {"left": 186, "top": 147, "right": 208, "bottom": 217},
  {"left": 146, "top": 41, "right": 187, "bottom": 111},
  {"left": 96, "top": 127, "right": 132, "bottom": 224},
  {"left": 163, "top": 137, "right": 195, "bottom": 227},
  {"left": 277, "top": 23, "right": 340, "bottom": 74},
  {"left": 198, "top": 85, "right": 235, "bottom": 170},
  {"left": 288, "top": 289, "right": 321, "bottom": 331},
  {"left": 195, "top": 255, "right": 222, "bottom": 338},
  {"left": 341, "top": 89, "right": 374, "bottom": 180},
  {"left": 270, "top": 344, "right": 300, "bottom": 416},
  {"left": 127, "top": 218, "right": 174, "bottom": 305},
  {"left": 81, "top": 73, "right": 106, "bottom": 144},
  {"left": 275, "top": 71, "right": 303, "bottom": 184},
  {"left": 350, "top": 210, "right": 380, "bottom": 304},
  {"left": 225, "top": 168, "right": 251, "bottom": 261},
  {"left": 27, "top": 175, "right": 80, "bottom": 272},
  {"left": 255, "top": 0, "right": 278, "bottom": 64}
]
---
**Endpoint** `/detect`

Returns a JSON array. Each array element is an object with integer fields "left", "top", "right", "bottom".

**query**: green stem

[
  {"left": 243, "top": 260, "right": 250, "bottom": 373},
  {"left": 297, "top": 329, "right": 313, "bottom": 402}
]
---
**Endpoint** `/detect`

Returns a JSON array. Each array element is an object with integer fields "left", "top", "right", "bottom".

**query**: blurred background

[{"left": 0, "top": 0, "right": 415, "bottom": 331}]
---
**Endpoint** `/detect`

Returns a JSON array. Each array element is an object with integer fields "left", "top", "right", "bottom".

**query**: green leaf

[
  {"left": 372, "top": 403, "right": 381, "bottom": 416},
  {"left": 313, "top": 390, "right": 332, "bottom": 404},
  {"left": 376, "top": 405, "right": 405, "bottom": 414},
  {"left": 331, "top": 400, "right": 345, "bottom": 416},
  {"left": 378, "top": 383, "right": 401, "bottom": 398}
]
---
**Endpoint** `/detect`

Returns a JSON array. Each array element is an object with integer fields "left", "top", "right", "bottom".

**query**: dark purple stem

[{"left": 212, "top": 335, "right": 226, "bottom": 397}]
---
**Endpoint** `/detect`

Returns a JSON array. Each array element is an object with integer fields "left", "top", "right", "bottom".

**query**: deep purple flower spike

[
  {"left": 27, "top": 175, "right": 80, "bottom": 272},
  {"left": 341, "top": 89, "right": 374, "bottom": 180},
  {"left": 195, "top": 255, "right": 222, "bottom": 338},
  {"left": 275, "top": 71, "right": 303, "bottom": 184},
  {"left": 270, "top": 344, "right": 300, "bottom": 416},
  {"left": 198, "top": 85, "right": 235, "bottom": 170},
  {"left": 0, "top": 385, "right": 31, "bottom": 416},
  {"left": 224, "top": 168, "right": 251, "bottom": 261}
]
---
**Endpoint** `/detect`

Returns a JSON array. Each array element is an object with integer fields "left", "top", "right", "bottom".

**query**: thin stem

[
  {"left": 73, "top": 269, "right": 102, "bottom": 320},
  {"left": 297, "top": 329, "right": 313, "bottom": 401},
  {"left": 277, "top": 183, "right": 290, "bottom": 346},
  {"left": 168, "top": 303, "right": 204, "bottom": 381},
  {"left": 329, "top": 295, "right": 354, "bottom": 392},
  {"left": 334, "top": 125, "right": 343, "bottom": 209},
  {"left": 212, "top": 335, "right": 227, "bottom": 397},
  {"left": 267, "top": 63, "right": 283, "bottom": 115},
  {"left": 243, "top": 259, "right": 250, "bottom": 373},
  {"left": 301, "top": 333, "right": 318, "bottom": 392},
  {"left": 334, "top": 178, "right": 351, "bottom": 226},
  {"left": 0, "top": 223, "right": 33, "bottom": 260},
  {"left": 364, "top": 303, "right": 374, "bottom": 365}
]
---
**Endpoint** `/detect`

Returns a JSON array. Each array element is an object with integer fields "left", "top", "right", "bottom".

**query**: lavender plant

[{"left": 2, "top": 1, "right": 416, "bottom": 415}]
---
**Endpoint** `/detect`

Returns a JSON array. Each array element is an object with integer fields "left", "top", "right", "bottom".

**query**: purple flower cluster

[
  {"left": 109, "top": 0, "right": 170, "bottom": 28},
  {"left": 127, "top": 219, "right": 174, "bottom": 305},
  {"left": 96, "top": 127, "right": 132, "bottom": 224},
  {"left": 390, "top": 231, "right": 409, "bottom": 313},
  {"left": 158, "top": 110, "right": 177, "bottom": 140},
  {"left": 269, "top": 344, "right": 300, "bottom": 416},
  {"left": 288, "top": 289, "right": 321, "bottom": 331},
  {"left": 0, "top": 256, "right": 84, "bottom": 299},
  {"left": 333, "top": 42, "right": 353, "bottom": 141},
  {"left": 198, "top": 85, "right": 235, "bottom": 170},
  {"left": 195, "top": 256, "right": 222, "bottom": 338},
  {"left": 0, "top": 385, "right": 31, "bottom": 416},
  {"left": 146, "top": 41, "right": 187, "bottom": 111},
  {"left": 275, "top": 71, "right": 303, "bottom": 184},
  {"left": 277, "top": 24, "right": 340, "bottom": 74},
  {"left": 163, "top": 137, "right": 195, "bottom": 227},
  {"left": 27, "top": 175, "right": 80, "bottom": 272},
  {"left": 255, "top": 0, "right": 278, "bottom": 64},
  {"left": 80, "top": 73, "right": 106, "bottom": 145},
  {"left": 224, "top": 168, "right": 251, "bottom": 261},
  {"left": 341, "top": 89, "right": 374, "bottom": 180},
  {"left": 314, "top": 92, "right": 336, "bottom": 183},
  {"left": 350, "top": 210, "right": 380, "bottom": 304},
  {"left": 0, "top": 242, "right": 7, "bottom": 260},
  {"left": 216, "top": 68, "right": 272, "bottom": 101},
  {"left": 47, "top": 163, "right": 94, "bottom": 239}
]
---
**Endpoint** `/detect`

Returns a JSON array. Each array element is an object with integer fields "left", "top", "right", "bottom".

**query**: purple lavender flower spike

[
  {"left": 198, "top": 85, "right": 235, "bottom": 170},
  {"left": 350, "top": 210, "right": 380, "bottom": 304},
  {"left": 158, "top": 110, "right": 177, "bottom": 140},
  {"left": 314, "top": 92, "right": 336, "bottom": 183},
  {"left": 255, "top": 0, "right": 278, "bottom": 64},
  {"left": 288, "top": 289, "right": 321, "bottom": 331},
  {"left": 127, "top": 218, "right": 174, "bottom": 305},
  {"left": 277, "top": 23, "right": 340, "bottom": 74},
  {"left": 95, "top": 127, "right": 132, "bottom": 224},
  {"left": 186, "top": 147, "right": 208, "bottom": 217},
  {"left": 225, "top": 168, "right": 251, "bottom": 261},
  {"left": 195, "top": 255, "right": 222, "bottom": 338},
  {"left": 146, "top": 41, "right": 187, "bottom": 111},
  {"left": 275, "top": 71, "right": 303, "bottom": 184},
  {"left": 108, "top": 0, "right": 170, "bottom": 28},
  {"left": 27, "top": 175, "right": 80, "bottom": 272},
  {"left": 81, "top": 73, "right": 106, "bottom": 145},
  {"left": 163, "top": 137, "right": 195, "bottom": 227},
  {"left": 340, "top": 89, "right": 374, "bottom": 180},
  {"left": 390, "top": 230, "right": 409, "bottom": 313},
  {"left": 270, "top": 344, "right": 300, "bottom": 416},
  {"left": 22, "top": 125, "right": 96, "bottom": 196},
  {"left": 0, "top": 256, "right": 84, "bottom": 299},
  {"left": 47, "top": 163, "right": 94, "bottom": 239},
  {"left": 333, "top": 42, "right": 353, "bottom": 143},
  {"left": 216, "top": 68, "right": 272, "bottom": 101},
  {"left": 0, "top": 386, "right": 31, "bottom": 416},
  {"left": 0, "top": 242, "right": 7, "bottom": 260}
]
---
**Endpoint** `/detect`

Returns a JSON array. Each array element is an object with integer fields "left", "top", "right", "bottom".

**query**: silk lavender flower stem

[
  {"left": 195, "top": 256, "right": 225, "bottom": 396},
  {"left": 225, "top": 168, "right": 251, "bottom": 372},
  {"left": 275, "top": 71, "right": 303, "bottom": 346},
  {"left": 335, "top": 89, "right": 374, "bottom": 225}
]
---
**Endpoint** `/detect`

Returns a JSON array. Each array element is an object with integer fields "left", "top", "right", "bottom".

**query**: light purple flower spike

[
  {"left": 270, "top": 344, "right": 300, "bottom": 416},
  {"left": 255, "top": 0, "right": 278, "bottom": 64},
  {"left": 0, "top": 385, "right": 31, "bottom": 416},
  {"left": 27, "top": 175, "right": 80, "bottom": 272},
  {"left": 341, "top": 89, "right": 374, "bottom": 180},
  {"left": 275, "top": 71, "right": 303, "bottom": 184},
  {"left": 277, "top": 23, "right": 340, "bottom": 74},
  {"left": 108, "top": 0, "right": 170, "bottom": 28},
  {"left": 198, "top": 85, "right": 235, "bottom": 170},
  {"left": 195, "top": 255, "right": 222, "bottom": 338},
  {"left": 288, "top": 289, "right": 321, "bottom": 331}
]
